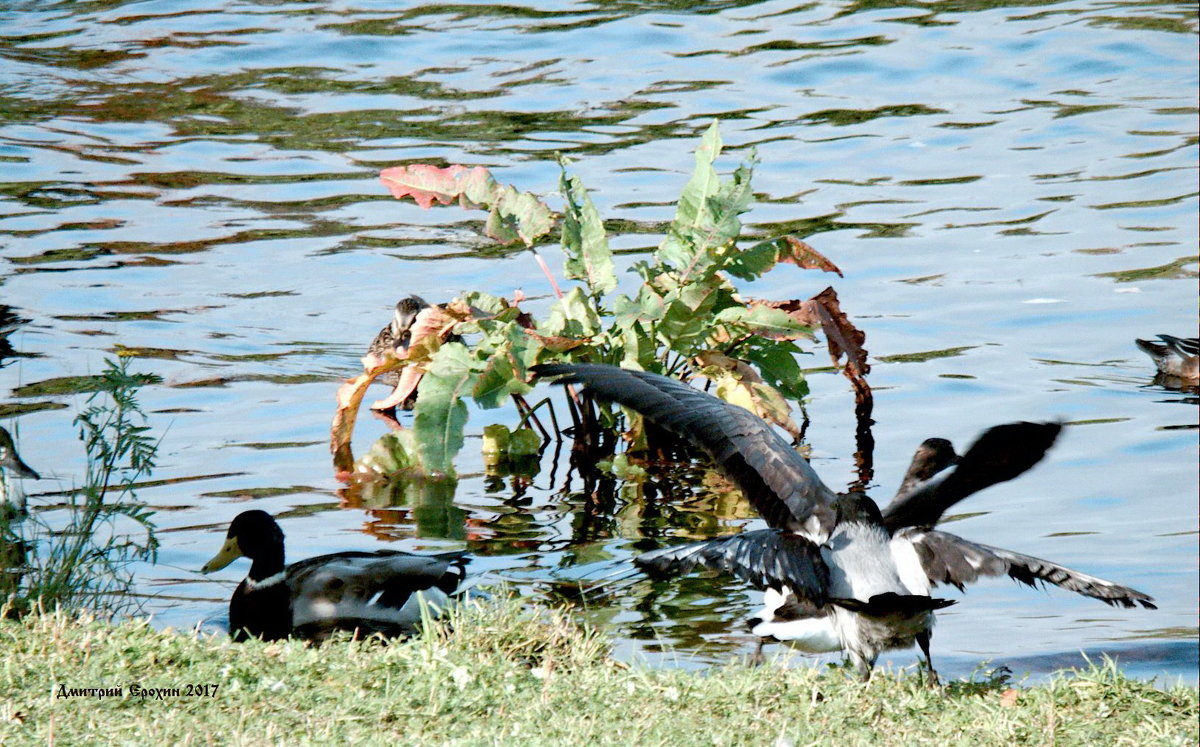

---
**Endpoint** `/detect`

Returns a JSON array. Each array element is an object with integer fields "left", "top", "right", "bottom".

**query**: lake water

[{"left": 1, "top": 0, "right": 1196, "bottom": 685}]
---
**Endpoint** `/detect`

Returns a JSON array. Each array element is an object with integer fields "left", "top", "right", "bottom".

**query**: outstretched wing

[
  {"left": 901, "top": 528, "right": 1156, "bottom": 609},
  {"left": 883, "top": 421, "right": 1062, "bottom": 531},
  {"left": 635, "top": 528, "right": 830, "bottom": 604},
  {"left": 534, "top": 364, "right": 837, "bottom": 539}
]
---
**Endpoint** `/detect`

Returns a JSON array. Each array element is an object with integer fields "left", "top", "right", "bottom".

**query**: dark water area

[{"left": 1, "top": 1, "right": 1196, "bottom": 686}]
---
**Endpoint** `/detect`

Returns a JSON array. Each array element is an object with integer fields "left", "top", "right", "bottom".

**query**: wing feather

[
  {"left": 903, "top": 528, "right": 1155, "bottom": 609},
  {"left": 288, "top": 550, "right": 468, "bottom": 628},
  {"left": 883, "top": 422, "right": 1061, "bottom": 530},
  {"left": 635, "top": 528, "right": 830, "bottom": 604},
  {"left": 535, "top": 364, "right": 837, "bottom": 537}
]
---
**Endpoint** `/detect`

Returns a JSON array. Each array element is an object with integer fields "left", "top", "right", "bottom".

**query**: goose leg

[
  {"left": 848, "top": 649, "right": 874, "bottom": 682},
  {"left": 916, "top": 630, "right": 939, "bottom": 686},
  {"left": 748, "top": 638, "right": 766, "bottom": 667}
]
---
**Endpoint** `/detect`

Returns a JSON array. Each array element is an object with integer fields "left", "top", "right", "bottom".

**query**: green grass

[{"left": 1, "top": 600, "right": 1195, "bottom": 746}]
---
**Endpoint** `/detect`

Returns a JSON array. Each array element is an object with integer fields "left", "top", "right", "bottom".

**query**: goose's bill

[{"left": 201, "top": 537, "right": 243, "bottom": 573}]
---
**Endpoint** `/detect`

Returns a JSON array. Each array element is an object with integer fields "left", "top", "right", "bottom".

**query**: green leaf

[
  {"left": 658, "top": 283, "right": 720, "bottom": 354},
  {"left": 541, "top": 286, "right": 602, "bottom": 339},
  {"left": 413, "top": 342, "right": 476, "bottom": 477},
  {"left": 356, "top": 430, "right": 422, "bottom": 476},
  {"left": 714, "top": 305, "right": 811, "bottom": 339},
  {"left": 559, "top": 158, "right": 617, "bottom": 297},
  {"left": 657, "top": 121, "right": 723, "bottom": 272},
  {"left": 472, "top": 328, "right": 537, "bottom": 409},
  {"left": 742, "top": 342, "right": 809, "bottom": 401},
  {"left": 508, "top": 428, "right": 541, "bottom": 456},
  {"left": 620, "top": 321, "right": 657, "bottom": 371},
  {"left": 481, "top": 424, "right": 511, "bottom": 460},
  {"left": 608, "top": 453, "right": 647, "bottom": 480},
  {"left": 489, "top": 184, "right": 556, "bottom": 246}
]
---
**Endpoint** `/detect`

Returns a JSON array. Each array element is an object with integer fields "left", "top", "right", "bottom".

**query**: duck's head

[
  {"left": 388, "top": 296, "right": 429, "bottom": 341},
  {"left": 201, "top": 510, "right": 284, "bottom": 574}
]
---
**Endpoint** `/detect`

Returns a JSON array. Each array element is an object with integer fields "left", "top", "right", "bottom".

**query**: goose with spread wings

[{"left": 535, "top": 364, "right": 1155, "bottom": 681}]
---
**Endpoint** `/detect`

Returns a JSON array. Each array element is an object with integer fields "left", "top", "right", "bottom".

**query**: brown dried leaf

[
  {"left": 757, "top": 287, "right": 872, "bottom": 411},
  {"left": 695, "top": 350, "right": 762, "bottom": 382},
  {"left": 779, "top": 236, "right": 843, "bottom": 277},
  {"left": 522, "top": 328, "right": 587, "bottom": 353},
  {"left": 331, "top": 372, "right": 376, "bottom": 476}
]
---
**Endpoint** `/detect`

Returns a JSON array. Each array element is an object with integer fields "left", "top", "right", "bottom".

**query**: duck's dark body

[
  {"left": 536, "top": 364, "right": 1155, "bottom": 679},
  {"left": 203, "top": 510, "right": 469, "bottom": 642}
]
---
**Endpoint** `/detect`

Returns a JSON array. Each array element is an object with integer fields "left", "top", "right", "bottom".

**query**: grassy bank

[{"left": 1, "top": 601, "right": 1195, "bottom": 746}]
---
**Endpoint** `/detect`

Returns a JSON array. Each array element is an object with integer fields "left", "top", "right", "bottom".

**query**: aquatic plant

[
  {"left": 4, "top": 357, "right": 160, "bottom": 616},
  {"left": 333, "top": 122, "right": 868, "bottom": 479}
]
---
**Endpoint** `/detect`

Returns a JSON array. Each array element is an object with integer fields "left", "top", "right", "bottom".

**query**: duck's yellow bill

[{"left": 201, "top": 537, "right": 243, "bottom": 573}]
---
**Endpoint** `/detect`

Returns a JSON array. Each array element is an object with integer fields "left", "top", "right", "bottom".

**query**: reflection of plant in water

[
  {"left": 337, "top": 455, "right": 468, "bottom": 542},
  {"left": 6, "top": 358, "right": 161, "bottom": 616}
]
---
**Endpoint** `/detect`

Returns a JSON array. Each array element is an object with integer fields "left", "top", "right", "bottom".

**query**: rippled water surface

[{"left": 2, "top": 0, "right": 1196, "bottom": 684}]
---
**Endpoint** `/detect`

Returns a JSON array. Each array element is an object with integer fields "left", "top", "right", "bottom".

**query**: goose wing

[
  {"left": 900, "top": 528, "right": 1156, "bottom": 609},
  {"left": 635, "top": 528, "right": 830, "bottom": 603},
  {"left": 883, "top": 421, "right": 1061, "bottom": 531},
  {"left": 534, "top": 364, "right": 837, "bottom": 538},
  {"left": 288, "top": 550, "right": 468, "bottom": 630}
]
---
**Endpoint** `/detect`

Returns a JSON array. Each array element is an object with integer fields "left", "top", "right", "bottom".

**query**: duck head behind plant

[{"left": 366, "top": 296, "right": 430, "bottom": 385}]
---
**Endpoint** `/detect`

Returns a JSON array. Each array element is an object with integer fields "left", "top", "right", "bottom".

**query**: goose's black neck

[{"left": 833, "top": 491, "right": 885, "bottom": 526}]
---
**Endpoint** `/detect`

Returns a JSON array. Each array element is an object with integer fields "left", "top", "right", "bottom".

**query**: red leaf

[{"left": 379, "top": 164, "right": 497, "bottom": 209}]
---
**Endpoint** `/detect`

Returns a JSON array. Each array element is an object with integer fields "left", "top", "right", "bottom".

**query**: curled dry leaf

[
  {"left": 753, "top": 287, "right": 872, "bottom": 411},
  {"left": 522, "top": 328, "right": 588, "bottom": 353},
  {"left": 331, "top": 371, "right": 381, "bottom": 476}
]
